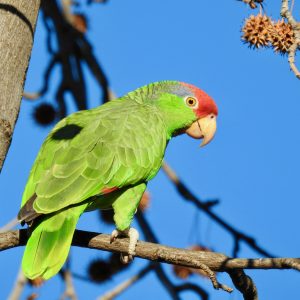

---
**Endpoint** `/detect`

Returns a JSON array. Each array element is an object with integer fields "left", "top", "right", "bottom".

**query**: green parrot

[{"left": 18, "top": 80, "right": 218, "bottom": 280}]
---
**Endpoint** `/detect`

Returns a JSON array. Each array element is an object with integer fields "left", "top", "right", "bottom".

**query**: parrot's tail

[{"left": 22, "top": 206, "right": 83, "bottom": 280}]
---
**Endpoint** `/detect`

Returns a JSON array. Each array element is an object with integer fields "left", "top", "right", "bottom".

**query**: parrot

[{"left": 18, "top": 80, "right": 218, "bottom": 280}]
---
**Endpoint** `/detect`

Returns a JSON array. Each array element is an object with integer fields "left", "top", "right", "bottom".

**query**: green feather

[
  {"left": 22, "top": 205, "right": 84, "bottom": 280},
  {"left": 20, "top": 80, "right": 203, "bottom": 280}
]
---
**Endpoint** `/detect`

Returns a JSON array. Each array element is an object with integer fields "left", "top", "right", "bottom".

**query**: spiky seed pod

[
  {"left": 33, "top": 103, "right": 56, "bottom": 126},
  {"left": 269, "top": 19, "right": 295, "bottom": 55},
  {"left": 138, "top": 190, "right": 150, "bottom": 212},
  {"left": 241, "top": 14, "right": 272, "bottom": 49},
  {"left": 88, "top": 259, "right": 112, "bottom": 282}
]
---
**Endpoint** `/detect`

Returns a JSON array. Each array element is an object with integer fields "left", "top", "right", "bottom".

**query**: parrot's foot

[{"left": 110, "top": 227, "right": 139, "bottom": 263}]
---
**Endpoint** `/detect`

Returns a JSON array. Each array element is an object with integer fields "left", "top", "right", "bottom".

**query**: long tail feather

[{"left": 22, "top": 206, "right": 83, "bottom": 280}]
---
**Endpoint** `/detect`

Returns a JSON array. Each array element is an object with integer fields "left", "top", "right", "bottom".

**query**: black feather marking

[{"left": 52, "top": 124, "right": 83, "bottom": 140}]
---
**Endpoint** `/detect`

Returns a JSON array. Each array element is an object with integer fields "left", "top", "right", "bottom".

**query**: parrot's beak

[{"left": 185, "top": 114, "right": 217, "bottom": 147}]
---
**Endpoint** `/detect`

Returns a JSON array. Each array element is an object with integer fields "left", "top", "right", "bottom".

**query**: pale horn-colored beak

[{"left": 185, "top": 114, "right": 217, "bottom": 147}]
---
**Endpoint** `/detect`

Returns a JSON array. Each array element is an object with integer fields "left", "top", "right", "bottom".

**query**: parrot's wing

[{"left": 21, "top": 100, "right": 166, "bottom": 216}]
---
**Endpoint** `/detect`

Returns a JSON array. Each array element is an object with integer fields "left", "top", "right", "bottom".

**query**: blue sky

[{"left": 1, "top": 0, "right": 300, "bottom": 299}]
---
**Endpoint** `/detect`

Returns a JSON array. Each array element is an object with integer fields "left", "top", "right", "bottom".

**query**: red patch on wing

[
  {"left": 101, "top": 187, "right": 119, "bottom": 194},
  {"left": 180, "top": 82, "right": 218, "bottom": 118}
]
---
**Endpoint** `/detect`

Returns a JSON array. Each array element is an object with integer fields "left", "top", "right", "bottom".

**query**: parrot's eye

[{"left": 185, "top": 96, "right": 198, "bottom": 108}]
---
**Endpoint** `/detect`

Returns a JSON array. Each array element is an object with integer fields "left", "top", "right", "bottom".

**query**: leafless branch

[
  {"left": 22, "top": 92, "right": 42, "bottom": 100},
  {"left": 161, "top": 162, "right": 274, "bottom": 258},
  {"left": 136, "top": 211, "right": 208, "bottom": 299},
  {"left": 281, "top": 0, "right": 300, "bottom": 78},
  {"left": 60, "top": 269, "right": 78, "bottom": 300},
  {"left": 228, "top": 270, "right": 258, "bottom": 300},
  {"left": 7, "top": 268, "right": 28, "bottom": 300},
  {"left": 0, "top": 217, "right": 19, "bottom": 232},
  {"left": 2, "top": 230, "right": 300, "bottom": 297},
  {"left": 99, "top": 264, "right": 153, "bottom": 300}
]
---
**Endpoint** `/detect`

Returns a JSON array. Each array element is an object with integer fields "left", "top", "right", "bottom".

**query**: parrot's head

[{"left": 129, "top": 81, "right": 218, "bottom": 146}]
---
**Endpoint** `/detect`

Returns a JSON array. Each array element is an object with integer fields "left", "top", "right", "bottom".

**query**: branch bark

[
  {"left": 0, "top": 1, "right": 41, "bottom": 171},
  {"left": 2, "top": 229, "right": 300, "bottom": 272}
]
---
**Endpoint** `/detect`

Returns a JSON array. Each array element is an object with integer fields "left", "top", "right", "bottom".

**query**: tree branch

[
  {"left": 228, "top": 270, "right": 258, "bottom": 300},
  {"left": 2, "top": 229, "right": 300, "bottom": 295},
  {"left": 7, "top": 268, "right": 27, "bottom": 300},
  {"left": 98, "top": 264, "right": 154, "bottom": 300},
  {"left": 136, "top": 210, "right": 208, "bottom": 299},
  {"left": 0, "top": 0, "right": 41, "bottom": 171},
  {"left": 162, "top": 162, "right": 274, "bottom": 258},
  {"left": 281, "top": 0, "right": 300, "bottom": 79}
]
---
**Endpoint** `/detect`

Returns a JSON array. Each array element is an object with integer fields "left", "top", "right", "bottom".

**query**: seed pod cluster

[{"left": 241, "top": 14, "right": 295, "bottom": 55}]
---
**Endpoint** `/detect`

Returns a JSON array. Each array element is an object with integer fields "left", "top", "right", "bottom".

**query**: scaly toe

[
  {"left": 127, "top": 227, "right": 139, "bottom": 257},
  {"left": 110, "top": 227, "right": 139, "bottom": 262}
]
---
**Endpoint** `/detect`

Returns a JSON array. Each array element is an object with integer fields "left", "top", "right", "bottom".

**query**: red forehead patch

[{"left": 180, "top": 82, "right": 218, "bottom": 117}]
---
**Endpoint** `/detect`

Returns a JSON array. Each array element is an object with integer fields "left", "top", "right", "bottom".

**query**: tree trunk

[{"left": 0, "top": 0, "right": 41, "bottom": 171}]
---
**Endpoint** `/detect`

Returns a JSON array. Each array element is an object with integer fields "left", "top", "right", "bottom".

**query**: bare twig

[
  {"left": 60, "top": 269, "right": 77, "bottom": 300},
  {"left": 0, "top": 217, "right": 19, "bottom": 232},
  {"left": 175, "top": 283, "right": 208, "bottom": 300},
  {"left": 22, "top": 55, "right": 59, "bottom": 102},
  {"left": 161, "top": 162, "right": 273, "bottom": 258},
  {"left": 136, "top": 211, "right": 208, "bottom": 299},
  {"left": 39, "top": 0, "right": 110, "bottom": 119},
  {"left": 61, "top": 0, "right": 73, "bottom": 24},
  {"left": 99, "top": 264, "right": 153, "bottom": 300},
  {"left": 22, "top": 92, "right": 42, "bottom": 101},
  {"left": 8, "top": 268, "right": 28, "bottom": 300},
  {"left": 281, "top": 0, "right": 300, "bottom": 78}
]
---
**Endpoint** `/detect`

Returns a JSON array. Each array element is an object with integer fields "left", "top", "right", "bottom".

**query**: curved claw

[
  {"left": 120, "top": 253, "right": 133, "bottom": 264},
  {"left": 110, "top": 229, "right": 119, "bottom": 243},
  {"left": 110, "top": 227, "right": 139, "bottom": 264}
]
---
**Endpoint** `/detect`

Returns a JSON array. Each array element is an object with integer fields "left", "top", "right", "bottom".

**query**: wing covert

[{"left": 22, "top": 100, "right": 167, "bottom": 215}]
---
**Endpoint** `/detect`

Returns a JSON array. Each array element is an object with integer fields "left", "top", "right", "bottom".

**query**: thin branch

[
  {"left": 175, "top": 283, "right": 208, "bottom": 300},
  {"left": 22, "top": 55, "right": 59, "bottom": 102},
  {"left": 0, "top": 217, "right": 19, "bottom": 232},
  {"left": 161, "top": 162, "right": 274, "bottom": 258},
  {"left": 22, "top": 92, "right": 42, "bottom": 101},
  {"left": 281, "top": 0, "right": 300, "bottom": 79},
  {"left": 3, "top": 229, "right": 300, "bottom": 295},
  {"left": 228, "top": 270, "right": 258, "bottom": 300},
  {"left": 60, "top": 269, "right": 77, "bottom": 300},
  {"left": 136, "top": 211, "right": 193, "bottom": 299},
  {"left": 7, "top": 268, "right": 28, "bottom": 300},
  {"left": 61, "top": 0, "right": 73, "bottom": 24},
  {"left": 98, "top": 264, "right": 153, "bottom": 300}
]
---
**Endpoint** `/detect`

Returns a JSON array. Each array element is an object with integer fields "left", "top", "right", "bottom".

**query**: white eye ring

[{"left": 184, "top": 96, "right": 198, "bottom": 108}]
